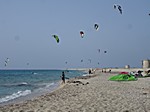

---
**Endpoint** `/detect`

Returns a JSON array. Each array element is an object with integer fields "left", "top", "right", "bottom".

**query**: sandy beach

[{"left": 0, "top": 69, "right": 150, "bottom": 112}]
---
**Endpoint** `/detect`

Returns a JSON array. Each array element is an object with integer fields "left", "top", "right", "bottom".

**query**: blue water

[{"left": 0, "top": 69, "right": 84, "bottom": 104}]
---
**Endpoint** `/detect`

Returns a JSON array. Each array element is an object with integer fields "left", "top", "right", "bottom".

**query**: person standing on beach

[
  {"left": 61, "top": 71, "right": 65, "bottom": 84},
  {"left": 89, "top": 69, "right": 92, "bottom": 74}
]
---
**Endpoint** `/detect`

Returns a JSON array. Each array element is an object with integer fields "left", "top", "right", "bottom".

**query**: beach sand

[{"left": 0, "top": 69, "right": 150, "bottom": 112}]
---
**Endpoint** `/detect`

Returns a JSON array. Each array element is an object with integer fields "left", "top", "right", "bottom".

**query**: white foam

[
  {"left": 45, "top": 82, "right": 54, "bottom": 88},
  {"left": 82, "top": 74, "right": 89, "bottom": 76},
  {"left": 0, "top": 90, "right": 31, "bottom": 103},
  {"left": 17, "top": 82, "right": 28, "bottom": 86},
  {"left": 33, "top": 72, "right": 37, "bottom": 75},
  {"left": 1, "top": 82, "right": 29, "bottom": 87}
]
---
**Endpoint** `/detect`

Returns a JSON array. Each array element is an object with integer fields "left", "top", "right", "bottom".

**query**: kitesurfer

[{"left": 61, "top": 71, "right": 65, "bottom": 84}]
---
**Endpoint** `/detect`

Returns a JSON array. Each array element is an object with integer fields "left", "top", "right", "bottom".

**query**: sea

[{"left": 0, "top": 69, "right": 85, "bottom": 105}]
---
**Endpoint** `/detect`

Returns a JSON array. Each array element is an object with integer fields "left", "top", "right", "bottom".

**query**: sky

[{"left": 0, "top": 0, "right": 150, "bottom": 69}]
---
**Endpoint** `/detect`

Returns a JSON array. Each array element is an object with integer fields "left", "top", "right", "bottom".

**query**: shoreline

[
  {"left": 0, "top": 69, "right": 87, "bottom": 106},
  {"left": 0, "top": 76, "right": 93, "bottom": 111},
  {"left": 0, "top": 70, "right": 92, "bottom": 107},
  {"left": 0, "top": 68, "right": 150, "bottom": 111},
  {"left": 0, "top": 81, "right": 61, "bottom": 106}
]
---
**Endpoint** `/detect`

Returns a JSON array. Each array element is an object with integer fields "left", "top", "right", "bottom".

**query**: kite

[
  {"left": 52, "top": 35, "right": 59, "bottom": 43},
  {"left": 104, "top": 51, "right": 107, "bottom": 53},
  {"left": 117, "top": 5, "right": 122, "bottom": 14},
  {"left": 5, "top": 58, "right": 10, "bottom": 66},
  {"left": 5, "top": 61, "right": 7, "bottom": 67},
  {"left": 114, "top": 4, "right": 122, "bottom": 14},
  {"left": 113, "top": 4, "right": 117, "bottom": 9},
  {"left": 109, "top": 73, "right": 137, "bottom": 81},
  {"left": 81, "top": 59, "right": 83, "bottom": 62},
  {"left": 149, "top": 13, "right": 150, "bottom": 16},
  {"left": 94, "top": 24, "right": 99, "bottom": 31},
  {"left": 98, "top": 49, "right": 100, "bottom": 53},
  {"left": 80, "top": 31, "right": 84, "bottom": 38}
]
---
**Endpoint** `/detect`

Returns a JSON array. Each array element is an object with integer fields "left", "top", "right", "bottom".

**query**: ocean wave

[
  {"left": 0, "top": 90, "right": 31, "bottom": 103},
  {"left": 82, "top": 74, "right": 89, "bottom": 76},
  {"left": 33, "top": 82, "right": 55, "bottom": 88},
  {"left": 33, "top": 82, "right": 57, "bottom": 94},
  {"left": 45, "top": 82, "right": 55, "bottom": 88},
  {"left": 0, "top": 82, "right": 30, "bottom": 87},
  {"left": 31, "top": 72, "right": 38, "bottom": 75},
  {"left": 16, "top": 82, "right": 29, "bottom": 86}
]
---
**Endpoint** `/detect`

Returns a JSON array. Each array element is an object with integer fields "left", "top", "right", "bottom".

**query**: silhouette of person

[{"left": 61, "top": 71, "right": 65, "bottom": 83}]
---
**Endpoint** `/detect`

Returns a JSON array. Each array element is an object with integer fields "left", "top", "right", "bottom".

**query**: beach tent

[{"left": 109, "top": 73, "right": 137, "bottom": 81}]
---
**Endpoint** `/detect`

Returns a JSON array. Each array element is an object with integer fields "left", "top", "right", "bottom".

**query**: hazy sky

[{"left": 0, "top": 0, "right": 150, "bottom": 69}]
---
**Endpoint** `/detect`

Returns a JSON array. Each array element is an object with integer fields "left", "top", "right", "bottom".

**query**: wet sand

[{"left": 0, "top": 69, "right": 150, "bottom": 112}]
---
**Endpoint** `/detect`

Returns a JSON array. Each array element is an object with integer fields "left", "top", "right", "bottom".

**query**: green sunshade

[{"left": 109, "top": 74, "right": 137, "bottom": 81}]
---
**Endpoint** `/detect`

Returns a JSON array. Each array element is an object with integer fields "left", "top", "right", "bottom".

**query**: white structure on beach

[
  {"left": 125, "top": 65, "right": 130, "bottom": 69},
  {"left": 142, "top": 59, "right": 150, "bottom": 68}
]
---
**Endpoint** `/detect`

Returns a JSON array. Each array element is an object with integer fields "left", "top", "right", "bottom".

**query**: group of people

[
  {"left": 134, "top": 70, "right": 150, "bottom": 77},
  {"left": 101, "top": 69, "right": 111, "bottom": 73}
]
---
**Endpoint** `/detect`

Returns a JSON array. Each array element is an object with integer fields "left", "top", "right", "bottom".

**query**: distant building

[
  {"left": 142, "top": 59, "right": 150, "bottom": 68},
  {"left": 125, "top": 65, "right": 130, "bottom": 69}
]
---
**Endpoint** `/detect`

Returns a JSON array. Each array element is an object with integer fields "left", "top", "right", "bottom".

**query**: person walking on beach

[
  {"left": 61, "top": 71, "right": 65, "bottom": 84},
  {"left": 89, "top": 69, "right": 92, "bottom": 74}
]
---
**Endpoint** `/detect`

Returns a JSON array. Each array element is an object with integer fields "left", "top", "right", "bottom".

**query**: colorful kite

[
  {"left": 52, "top": 35, "right": 59, "bottom": 43},
  {"left": 80, "top": 31, "right": 84, "bottom": 38}
]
